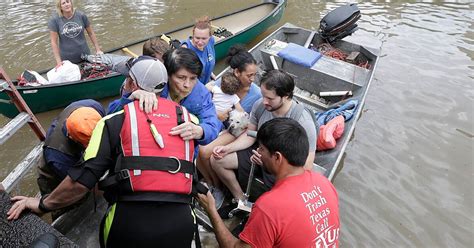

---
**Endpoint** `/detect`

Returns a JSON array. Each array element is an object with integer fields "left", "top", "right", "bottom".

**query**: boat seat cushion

[{"left": 277, "top": 43, "right": 322, "bottom": 67}]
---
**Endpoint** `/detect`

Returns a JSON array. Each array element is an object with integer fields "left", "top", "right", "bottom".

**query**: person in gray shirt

[
  {"left": 48, "top": 0, "right": 102, "bottom": 67},
  {"left": 210, "top": 69, "right": 317, "bottom": 202}
]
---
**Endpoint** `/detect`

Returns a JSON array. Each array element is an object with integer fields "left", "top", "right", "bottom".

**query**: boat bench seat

[{"left": 259, "top": 39, "right": 370, "bottom": 109}]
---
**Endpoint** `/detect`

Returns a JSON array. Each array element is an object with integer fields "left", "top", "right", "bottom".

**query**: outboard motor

[{"left": 319, "top": 3, "right": 361, "bottom": 43}]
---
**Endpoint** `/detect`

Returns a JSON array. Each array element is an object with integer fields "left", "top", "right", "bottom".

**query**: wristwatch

[{"left": 38, "top": 194, "right": 52, "bottom": 213}]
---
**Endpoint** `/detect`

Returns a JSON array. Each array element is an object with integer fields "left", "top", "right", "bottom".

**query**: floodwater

[{"left": 1, "top": 0, "right": 473, "bottom": 247}]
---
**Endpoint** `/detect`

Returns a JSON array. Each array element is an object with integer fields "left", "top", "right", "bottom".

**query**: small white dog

[{"left": 227, "top": 110, "right": 250, "bottom": 137}]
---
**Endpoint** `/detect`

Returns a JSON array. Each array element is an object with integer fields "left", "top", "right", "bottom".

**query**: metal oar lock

[{"left": 228, "top": 130, "right": 257, "bottom": 218}]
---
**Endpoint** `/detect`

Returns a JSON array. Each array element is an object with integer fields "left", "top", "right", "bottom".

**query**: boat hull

[
  {"left": 0, "top": 74, "right": 125, "bottom": 118},
  {"left": 244, "top": 23, "right": 381, "bottom": 180}
]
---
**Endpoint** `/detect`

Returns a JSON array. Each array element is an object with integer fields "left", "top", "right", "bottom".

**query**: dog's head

[{"left": 228, "top": 110, "right": 249, "bottom": 136}]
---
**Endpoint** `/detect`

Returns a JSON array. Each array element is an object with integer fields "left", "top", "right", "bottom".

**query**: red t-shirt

[{"left": 239, "top": 170, "right": 340, "bottom": 248}]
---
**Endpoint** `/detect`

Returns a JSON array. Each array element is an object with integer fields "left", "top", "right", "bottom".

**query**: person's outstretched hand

[{"left": 7, "top": 196, "right": 42, "bottom": 220}]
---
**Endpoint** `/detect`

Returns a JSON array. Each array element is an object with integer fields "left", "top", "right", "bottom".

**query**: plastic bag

[
  {"left": 18, "top": 70, "right": 49, "bottom": 86},
  {"left": 29, "top": 71, "right": 49, "bottom": 85},
  {"left": 46, "top": 60, "right": 81, "bottom": 84}
]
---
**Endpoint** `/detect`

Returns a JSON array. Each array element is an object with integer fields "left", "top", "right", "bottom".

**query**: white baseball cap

[{"left": 129, "top": 59, "right": 168, "bottom": 93}]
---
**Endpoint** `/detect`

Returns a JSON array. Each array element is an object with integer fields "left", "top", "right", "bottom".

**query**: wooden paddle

[
  {"left": 122, "top": 47, "right": 138, "bottom": 58},
  {"left": 160, "top": 34, "right": 171, "bottom": 44}
]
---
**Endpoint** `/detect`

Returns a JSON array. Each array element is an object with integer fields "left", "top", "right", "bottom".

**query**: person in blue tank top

[{"left": 182, "top": 16, "right": 216, "bottom": 84}]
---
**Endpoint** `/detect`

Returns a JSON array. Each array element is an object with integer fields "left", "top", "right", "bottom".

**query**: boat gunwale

[{"left": 327, "top": 52, "right": 380, "bottom": 180}]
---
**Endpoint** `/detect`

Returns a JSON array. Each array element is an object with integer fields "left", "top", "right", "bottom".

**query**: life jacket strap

[
  {"left": 118, "top": 191, "right": 192, "bottom": 204},
  {"left": 98, "top": 169, "right": 130, "bottom": 190},
  {"left": 176, "top": 106, "right": 185, "bottom": 125},
  {"left": 120, "top": 156, "right": 194, "bottom": 174},
  {"left": 98, "top": 156, "right": 194, "bottom": 190}
]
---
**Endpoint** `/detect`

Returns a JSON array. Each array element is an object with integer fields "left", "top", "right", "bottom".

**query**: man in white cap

[
  {"left": 108, "top": 48, "right": 222, "bottom": 147},
  {"left": 108, "top": 58, "right": 168, "bottom": 114}
]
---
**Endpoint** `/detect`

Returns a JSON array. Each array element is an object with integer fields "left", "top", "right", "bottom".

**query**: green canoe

[{"left": 0, "top": 0, "right": 287, "bottom": 118}]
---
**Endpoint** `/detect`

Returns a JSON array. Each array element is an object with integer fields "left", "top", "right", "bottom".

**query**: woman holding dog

[
  {"left": 196, "top": 45, "right": 262, "bottom": 208},
  {"left": 49, "top": 0, "right": 103, "bottom": 67}
]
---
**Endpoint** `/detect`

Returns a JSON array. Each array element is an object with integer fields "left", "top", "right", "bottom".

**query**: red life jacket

[{"left": 100, "top": 100, "right": 195, "bottom": 203}]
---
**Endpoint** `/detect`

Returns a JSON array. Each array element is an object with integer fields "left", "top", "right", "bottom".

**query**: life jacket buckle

[
  {"left": 168, "top": 156, "right": 181, "bottom": 174},
  {"left": 118, "top": 169, "right": 130, "bottom": 180}
]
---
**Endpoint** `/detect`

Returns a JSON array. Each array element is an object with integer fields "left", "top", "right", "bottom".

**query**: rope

[
  {"left": 80, "top": 63, "right": 111, "bottom": 79},
  {"left": 314, "top": 43, "right": 371, "bottom": 69}
]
